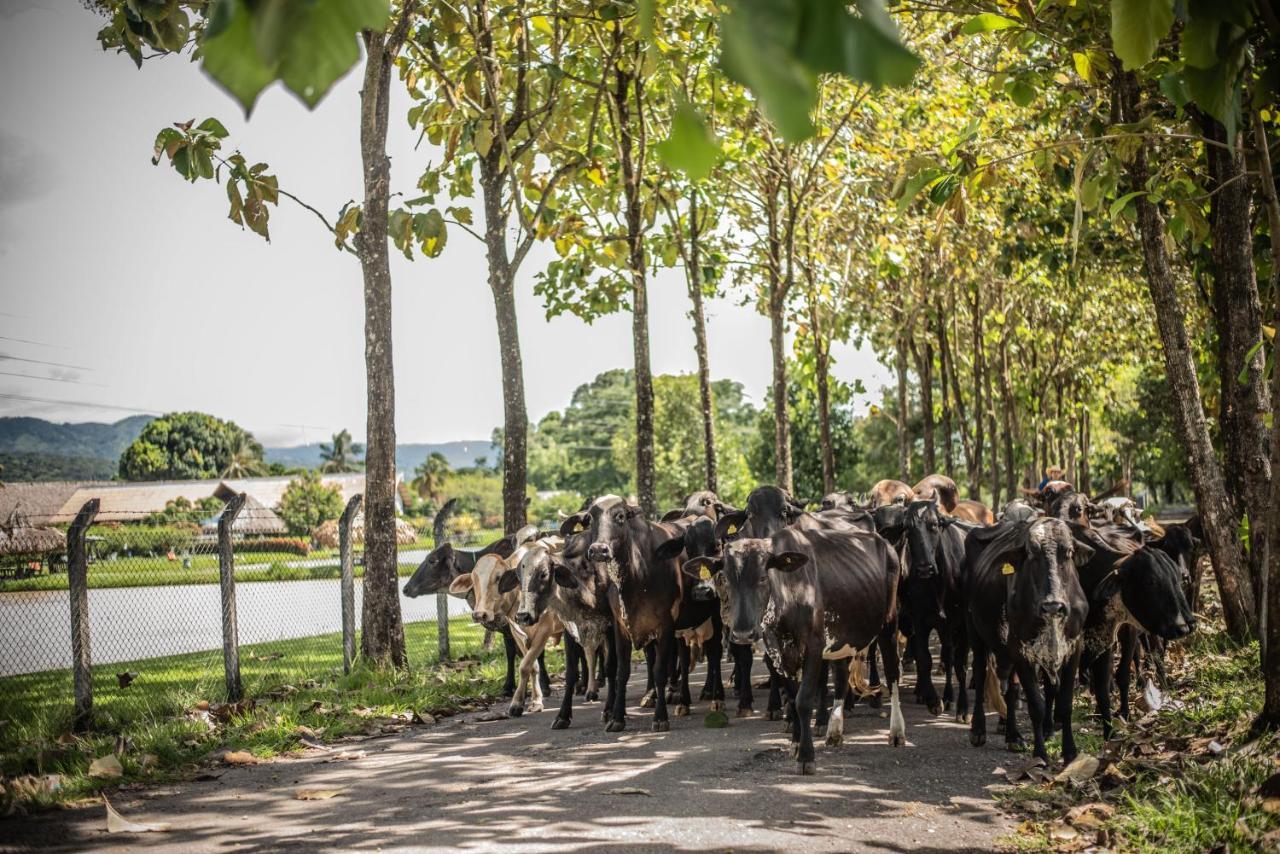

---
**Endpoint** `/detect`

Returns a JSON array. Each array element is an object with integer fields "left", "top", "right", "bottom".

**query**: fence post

[
  {"left": 67, "top": 498, "right": 100, "bottom": 732},
  {"left": 339, "top": 494, "right": 363, "bottom": 675},
  {"left": 218, "top": 493, "right": 246, "bottom": 703}
]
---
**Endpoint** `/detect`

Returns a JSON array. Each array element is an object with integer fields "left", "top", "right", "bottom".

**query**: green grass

[
  {"left": 0, "top": 617, "right": 555, "bottom": 811},
  {"left": 999, "top": 628, "right": 1280, "bottom": 852}
]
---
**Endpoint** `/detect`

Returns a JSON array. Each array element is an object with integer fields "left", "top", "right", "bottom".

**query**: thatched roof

[
  {"left": 311, "top": 514, "right": 417, "bottom": 549},
  {"left": 0, "top": 481, "right": 110, "bottom": 525},
  {"left": 0, "top": 512, "right": 65, "bottom": 557},
  {"left": 200, "top": 495, "right": 287, "bottom": 536}
]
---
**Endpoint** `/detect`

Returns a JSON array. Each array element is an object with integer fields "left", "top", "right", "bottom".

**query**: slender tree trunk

[
  {"left": 1252, "top": 111, "right": 1280, "bottom": 728},
  {"left": 770, "top": 291, "right": 792, "bottom": 492},
  {"left": 989, "top": 407, "right": 1001, "bottom": 509},
  {"left": 813, "top": 305, "right": 835, "bottom": 495},
  {"left": 480, "top": 168, "right": 528, "bottom": 534},
  {"left": 969, "top": 283, "right": 986, "bottom": 499},
  {"left": 687, "top": 190, "right": 717, "bottom": 493},
  {"left": 357, "top": 13, "right": 415, "bottom": 667},
  {"left": 919, "top": 331, "right": 936, "bottom": 475},
  {"left": 1202, "top": 114, "right": 1272, "bottom": 609},
  {"left": 999, "top": 338, "right": 1017, "bottom": 499},
  {"left": 1116, "top": 71, "right": 1256, "bottom": 640},
  {"left": 895, "top": 333, "right": 911, "bottom": 482},
  {"left": 937, "top": 296, "right": 955, "bottom": 480},
  {"left": 1080, "top": 408, "right": 1091, "bottom": 495},
  {"left": 612, "top": 37, "right": 656, "bottom": 517}
]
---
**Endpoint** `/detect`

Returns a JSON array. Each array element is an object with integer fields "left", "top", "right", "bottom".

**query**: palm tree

[
  {"left": 412, "top": 452, "right": 451, "bottom": 505},
  {"left": 221, "top": 431, "right": 267, "bottom": 478},
  {"left": 320, "top": 429, "right": 365, "bottom": 473}
]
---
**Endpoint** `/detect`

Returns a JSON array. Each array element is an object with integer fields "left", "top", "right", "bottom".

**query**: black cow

[
  {"left": 683, "top": 525, "right": 904, "bottom": 774},
  {"left": 965, "top": 517, "right": 1090, "bottom": 763},
  {"left": 556, "top": 495, "right": 686, "bottom": 732},
  {"left": 900, "top": 499, "right": 972, "bottom": 720},
  {"left": 1071, "top": 526, "right": 1196, "bottom": 736},
  {"left": 820, "top": 491, "right": 860, "bottom": 511}
]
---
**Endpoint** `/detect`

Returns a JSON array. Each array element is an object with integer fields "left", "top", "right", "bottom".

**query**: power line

[
  {"left": 0, "top": 392, "right": 158, "bottom": 415},
  {"left": 0, "top": 353, "right": 91, "bottom": 371},
  {"left": 0, "top": 371, "right": 107, "bottom": 387},
  {"left": 0, "top": 335, "right": 69, "bottom": 350}
]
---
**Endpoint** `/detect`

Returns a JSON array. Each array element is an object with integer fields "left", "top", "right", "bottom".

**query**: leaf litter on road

[{"left": 105, "top": 796, "right": 170, "bottom": 833}]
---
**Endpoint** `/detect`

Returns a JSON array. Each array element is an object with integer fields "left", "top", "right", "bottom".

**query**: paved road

[{"left": 5, "top": 664, "right": 1015, "bottom": 853}]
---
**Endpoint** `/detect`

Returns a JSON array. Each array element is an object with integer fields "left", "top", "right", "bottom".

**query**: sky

[{"left": 0, "top": 1, "right": 893, "bottom": 448}]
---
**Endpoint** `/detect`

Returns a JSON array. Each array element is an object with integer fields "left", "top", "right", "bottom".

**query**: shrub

[
  {"left": 88, "top": 524, "right": 199, "bottom": 556},
  {"left": 277, "top": 472, "right": 344, "bottom": 535},
  {"left": 233, "top": 538, "right": 310, "bottom": 556}
]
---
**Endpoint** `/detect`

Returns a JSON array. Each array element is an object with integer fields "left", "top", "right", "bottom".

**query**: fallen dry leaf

[
  {"left": 473, "top": 711, "right": 508, "bottom": 722},
  {"left": 295, "top": 789, "right": 343, "bottom": 800},
  {"left": 1065, "top": 801, "right": 1114, "bottom": 829},
  {"left": 88, "top": 754, "right": 123, "bottom": 779},
  {"left": 105, "top": 796, "right": 170, "bottom": 833},
  {"left": 605, "top": 787, "right": 652, "bottom": 796},
  {"left": 7, "top": 774, "right": 63, "bottom": 799},
  {"left": 1047, "top": 821, "right": 1078, "bottom": 842},
  {"left": 221, "top": 750, "right": 258, "bottom": 766},
  {"left": 1006, "top": 756, "right": 1049, "bottom": 784},
  {"left": 298, "top": 735, "right": 330, "bottom": 752},
  {"left": 1055, "top": 754, "right": 1101, "bottom": 784},
  {"left": 328, "top": 750, "right": 367, "bottom": 762}
]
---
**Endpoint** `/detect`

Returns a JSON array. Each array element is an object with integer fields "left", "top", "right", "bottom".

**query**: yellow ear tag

[
  {"left": 574, "top": 523, "right": 584, "bottom": 533},
  {"left": 726, "top": 524, "right": 737, "bottom": 535},
  {"left": 699, "top": 567, "right": 712, "bottom": 580},
  {"left": 1001, "top": 563, "right": 1016, "bottom": 575}
]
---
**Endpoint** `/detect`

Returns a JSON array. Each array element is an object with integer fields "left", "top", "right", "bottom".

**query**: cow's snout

[
  {"left": 515, "top": 611, "right": 535, "bottom": 626},
  {"left": 1040, "top": 599, "right": 1068, "bottom": 618},
  {"left": 472, "top": 610, "right": 491, "bottom": 624},
  {"left": 730, "top": 628, "right": 759, "bottom": 645},
  {"left": 587, "top": 543, "right": 613, "bottom": 562},
  {"left": 1172, "top": 615, "right": 1196, "bottom": 638},
  {"left": 691, "top": 581, "right": 716, "bottom": 602}
]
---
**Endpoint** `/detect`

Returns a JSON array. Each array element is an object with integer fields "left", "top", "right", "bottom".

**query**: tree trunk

[
  {"left": 1202, "top": 114, "right": 1272, "bottom": 609},
  {"left": 919, "top": 330, "right": 936, "bottom": 475},
  {"left": 357, "top": 16, "right": 414, "bottom": 667},
  {"left": 989, "top": 407, "right": 1001, "bottom": 509},
  {"left": 999, "top": 338, "right": 1017, "bottom": 500},
  {"left": 612, "top": 40, "right": 656, "bottom": 516},
  {"left": 968, "top": 282, "right": 986, "bottom": 499},
  {"left": 813, "top": 305, "right": 835, "bottom": 495},
  {"left": 1116, "top": 71, "right": 1256, "bottom": 640},
  {"left": 480, "top": 168, "right": 528, "bottom": 534},
  {"left": 770, "top": 291, "right": 793, "bottom": 492},
  {"left": 895, "top": 333, "right": 911, "bottom": 482},
  {"left": 1080, "top": 408, "right": 1091, "bottom": 495},
  {"left": 687, "top": 190, "right": 718, "bottom": 493},
  {"left": 936, "top": 295, "right": 955, "bottom": 480}
]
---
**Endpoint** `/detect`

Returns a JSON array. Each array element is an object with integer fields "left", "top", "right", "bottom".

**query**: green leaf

[
  {"left": 1110, "top": 0, "right": 1174, "bottom": 70},
  {"left": 276, "top": 0, "right": 389, "bottom": 108},
  {"left": 1180, "top": 15, "right": 1221, "bottom": 69},
  {"left": 1080, "top": 177, "right": 1101, "bottom": 209},
  {"left": 720, "top": 0, "right": 817, "bottom": 141},
  {"left": 1238, "top": 339, "right": 1264, "bottom": 384},
  {"left": 1159, "top": 72, "right": 1191, "bottom": 106},
  {"left": 1184, "top": 62, "right": 1242, "bottom": 138},
  {"left": 1109, "top": 190, "right": 1146, "bottom": 220},
  {"left": 638, "top": 0, "right": 655, "bottom": 37},
  {"left": 200, "top": 0, "right": 277, "bottom": 114},
  {"left": 961, "top": 13, "right": 1019, "bottom": 34},
  {"left": 655, "top": 100, "right": 722, "bottom": 182},
  {"left": 1008, "top": 78, "right": 1036, "bottom": 107},
  {"left": 196, "top": 117, "right": 230, "bottom": 138},
  {"left": 896, "top": 167, "right": 940, "bottom": 212}
]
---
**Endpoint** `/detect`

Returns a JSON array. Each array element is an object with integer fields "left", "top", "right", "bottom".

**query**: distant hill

[
  {"left": 0, "top": 415, "right": 152, "bottom": 460},
  {"left": 264, "top": 440, "right": 500, "bottom": 472}
]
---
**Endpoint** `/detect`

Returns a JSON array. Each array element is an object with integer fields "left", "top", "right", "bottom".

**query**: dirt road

[{"left": 5, "top": 666, "right": 1015, "bottom": 853}]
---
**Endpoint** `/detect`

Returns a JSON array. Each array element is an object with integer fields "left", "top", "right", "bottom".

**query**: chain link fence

[{"left": 0, "top": 495, "right": 490, "bottom": 737}]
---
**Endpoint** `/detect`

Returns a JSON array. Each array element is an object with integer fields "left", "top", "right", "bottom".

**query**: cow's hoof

[
  {"left": 666, "top": 688, "right": 679, "bottom": 703},
  {"left": 826, "top": 733, "right": 843, "bottom": 747},
  {"left": 710, "top": 701, "right": 724, "bottom": 712},
  {"left": 675, "top": 705, "right": 690, "bottom": 717},
  {"left": 639, "top": 691, "right": 655, "bottom": 709},
  {"left": 509, "top": 705, "right": 524, "bottom": 718},
  {"left": 868, "top": 695, "right": 882, "bottom": 709},
  {"left": 791, "top": 743, "right": 801, "bottom": 760},
  {"left": 606, "top": 719, "right": 627, "bottom": 733},
  {"left": 527, "top": 701, "right": 544, "bottom": 714},
  {"left": 601, "top": 709, "right": 612, "bottom": 723},
  {"left": 927, "top": 700, "right": 942, "bottom": 716},
  {"left": 652, "top": 720, "right": 670, "bottom": 732},
  {"left": 765, "top": 709, "right": 782, "bottom": 722},
  {"left": 888, "top": 733, "right": 906, "bottom": 747},
  {"left": 585, "top": 691, "right": 599, "bottom": 702},
  {"left": 970, "top": 732, "right": 986, "bottom": 747},
  {"left": 956, "top": 712, "right": 971, "bottom": 725},
  {"left": 799, "top": 761, "right": 816, "bottom": 775},
  {"left": 736, "top": 707, "right": 753, "bottom": 718},
  {"left": 551, "top": 717, "right": 571, "bottom": 730}
]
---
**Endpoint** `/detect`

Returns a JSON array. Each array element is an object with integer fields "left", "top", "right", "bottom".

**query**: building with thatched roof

[
  {"left": 199, "top": 494, "right": 287, "bottom": 536},
  {"left": 0, "top": 512, "right": 67, "bottom": 577},
  {"left": 311, "top": 514, "right": 417, "bottom": 549},
  {"left": 0, "top": 481, "right": 112, "bottom": 526}
]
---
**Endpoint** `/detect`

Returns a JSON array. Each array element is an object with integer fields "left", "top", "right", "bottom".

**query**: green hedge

[
  {"left": 234, "top": 538, "right": 310, "bottom": 556},
  {"left": 87, "top": 524, "right": 200, "bottom": 556}
]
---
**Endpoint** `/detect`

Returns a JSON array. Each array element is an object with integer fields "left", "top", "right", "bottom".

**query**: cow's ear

[
  {"left": 1072, "top": 541, "right": 1095, "bottom": 568},
  {"left": 480, "top": 536, "right": 515, "bottom": 559},
  {"left": 559, "top": 512, "right": 590, "bottom": 537},
  {"left": 768, "top": 551, "right": 808, "bottom": 572},
  {"left": 448, "top": 573, "right": 474, "bottom": 596},
  {"left": 1093, "top": 566, "right": 1124, "bottom": 603},
  {"left": 652, "top": 536, "right": 686, "bottom": 563},
  {"left": 682, "top": 555, "right": 721, "bottom": 581},
  {"left": 626, "top": 504, "right": 645, "bottom": 519},
  {"left": 552, "top": 560, "right": 579, "bottom": 589},
  {"left": 661, "top": 508, "right": 684, "bottom": 522},
  {"left": 715, "top": 510, "right": 749, "bottom": 541},
  {"left": 497, "top": 570, "right": 521, "bottom": 594}
]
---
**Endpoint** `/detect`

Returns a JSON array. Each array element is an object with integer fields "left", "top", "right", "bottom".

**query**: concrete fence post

[
  {"left": 218, "top": 493, "right": 246, "bottom": 703},
  {"left": 339, "top": 494, "right": 363, "bottom": 674},
  {"left": 67, "top": 498, "right": 100, "bottom": 732}
]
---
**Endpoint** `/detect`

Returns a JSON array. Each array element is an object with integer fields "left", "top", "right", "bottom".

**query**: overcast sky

[{"left": 0, "top": 1, "right": 892, "bottom": 448}]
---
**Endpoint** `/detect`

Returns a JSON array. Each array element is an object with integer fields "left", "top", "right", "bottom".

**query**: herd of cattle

[{"left": 402, "top": 475, "right": 1200, "bottom": 776}]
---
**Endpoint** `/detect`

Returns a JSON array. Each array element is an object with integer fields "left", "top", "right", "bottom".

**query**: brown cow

[
  {"left": 912, "top": 474, "right": 958, "bottom": 512},
  {"left": 868, "top": 479, "right": 915, "bottom": 508},
  {"left": 952, "top": 499, "right": 995, "bottom": 525}
]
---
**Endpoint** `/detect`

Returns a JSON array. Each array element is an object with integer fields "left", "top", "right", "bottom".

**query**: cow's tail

[{"left": 986, "top": 661, "right": 1008, "bottom": 717}]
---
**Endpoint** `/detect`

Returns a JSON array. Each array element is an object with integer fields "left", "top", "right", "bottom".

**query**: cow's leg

[
  {"left": 666, "top": 639, "right": 681, "bottom": 703},
  {"left": 512, "top": 627, "right": 549, "bottom": 716},
  {"left": 706, "top": 625, "right": 725, "bottom": 711},
  {"left": 969, "top": 629, "right": 989, "bottom": 747},
  {"left": 1116, "top": 626, "right": 1137, "bottom": 722},
  {"left": 675, "top": 639, "right": 692, "bottom": 716},
  {"left": 951, "top": 615, "right": 970, "bottom": 724},
  {"left": 1003, "top": 666, "right": 1024, "bottom": 750},
  {"left": 501, "top": 628, "right": 519, "bottom": 696},
  {"left": 1056, "top": 652, "right": 1081, "bottom": 764},
  {"left": 940, "top": 619, "right": 955, "bottom": 713},
  {"left": 913, "top": 613, "right": 941, "bottom": 716},
  {"left": 585, "top": 638, "right": 601, "bottom": 702},
  {"left": 652, "top": 626, "right": 675, "bottom": 732},
  {"left": 734, "top": 643, "right": 754, "bottom": 716},
  {"left": 864, "top": 645, "right": 883, "bottom": 709},
  {"left": 602, "top": 630, "right": 618, "bottom": 723},
  {"left": 878, "top": 622, "right": 907, "bottom": 746},
  {"left": 765, "top": 656, "right": 785, "bottom": 721},
  {"left": 553, "top": 633, "right": 581, "bottom": 730},
  {"left": 640, "top": 642, "right": 657, "bottom": 708},
  {"left": 538, "top": 651, "right": 553, "bottom": 697},
  {"left": 606, "top": 626, "right": 632, "bottom": 732},
  {"left": 1013, "top": 659, "right": 1049, "bottom": 762},
  {"left": 508, "top": 634, "right": 533, "bottom": 717},
  {"left": 573, "top": 643, "right": 587, "bottom": 696},
  {"left": 796, "top": 643, "right": 822, "bottom": 775},
  {"left": 1040, "top": 672, "right": 1056, "bottom": 735},
  {"left": 826, "top": 657, "right": 850, "bottom": 747},
  {"left": 815, "top": 660, "right": 832, "bottom": 736},
  {"left": 1089, "top": 646, "right": 1114, "bottom": 739}
]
